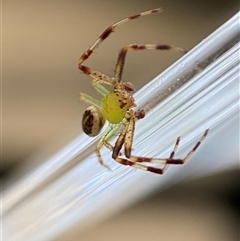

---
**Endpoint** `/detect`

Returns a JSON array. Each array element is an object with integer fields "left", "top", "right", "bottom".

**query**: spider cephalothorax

[{"left": 101, "top": 84, "right": 136, "bottom": 124}]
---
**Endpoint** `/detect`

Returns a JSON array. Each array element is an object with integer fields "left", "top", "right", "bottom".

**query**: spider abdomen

[{"left": 82, "top": 106, "right": 106, "bottom": 137}]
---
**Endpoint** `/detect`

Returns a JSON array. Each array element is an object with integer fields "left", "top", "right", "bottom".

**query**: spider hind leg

[{"left": 113, "top": 129, "right": 209, "bottom": 174}]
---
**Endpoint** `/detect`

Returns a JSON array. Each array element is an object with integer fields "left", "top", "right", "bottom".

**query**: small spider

[{"left": 78, "top": 8, "right": 209, "bottom": 174}]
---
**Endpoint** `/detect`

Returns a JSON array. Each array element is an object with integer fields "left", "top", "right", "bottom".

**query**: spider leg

[
  {"left": 114, "top": 134, "right": 181, "bottom": 174},
  {"left": 79, "top": 92, "right": 102, "bottom": 108},
  {"left": 92, "top": 83, "right": 110, "bottom": 96},
  {"left": 115, "top": 43, "right": 187, "bottom": 81},
  {"left": 113, "top": 129, "right": 209, "bottom": 174},
  {"left": 78, "top": 8, "right": 161, "bottom": 79},
  {"left": 156, "top": 135, "right": 181, "bottom": 174},
  {"left": 95, "top": 124, "right": 121, "bottom": 169},
  {"left": 81, "top": 68, "right": 116, "bottom": 86},
  {"left": 112, "top": 120, "right": 128, "bottom": 159},
  {"left": 111, "top": 113, "right": 169, "bottom": 174},
  {"left": 78, "top": 8, "right": 161, "bottom": 67},
  {"left": 114, "top": 157, "right": 169, "bottom": 174},
  {"left": 166, "top": 129, "right": 209, "bottom": 164},
  {"left": 169, "top": 136, "right": 181, "bottom": 159},
  {"left": 124, "top": 115, "right": 135, "bottom": 158},
  {"left": 131, "top": 129, "right": 209, "bottom": 165},
  {"left": 112, "top": 112, "right": 135, "bottom": 159}
]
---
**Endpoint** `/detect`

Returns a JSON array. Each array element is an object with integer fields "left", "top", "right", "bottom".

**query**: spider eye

[{"left": 82, "top": 106, "right": 106, "bottom": 137}]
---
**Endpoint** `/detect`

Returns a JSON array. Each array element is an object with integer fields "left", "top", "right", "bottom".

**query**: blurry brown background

[{"left": 2, "top": 1, "right": 239, "bottom": 240}]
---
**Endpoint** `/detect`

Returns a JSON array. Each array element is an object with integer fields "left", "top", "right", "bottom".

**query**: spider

[{"left": 78, "top": 8, "right": 209, "bottom": 174}]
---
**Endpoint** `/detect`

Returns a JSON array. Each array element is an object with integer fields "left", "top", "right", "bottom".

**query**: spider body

[
  {"left": 78, "top": 8, "right": 209, "bottom": 174},
  {"left": 101, "top": 84, "right": 136, "bottom": 124}
]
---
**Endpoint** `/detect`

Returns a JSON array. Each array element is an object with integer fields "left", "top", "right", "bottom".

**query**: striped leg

[
  {"left": 169, "top": 136, "right": 181, "bottom": 159},
  {"left": 114, "top": 129, "right": 209, "bottom": 174},
  {"left": 115, "top": 44, "right": 187, "bottom": 81},
  {"left": 78, "top": 8, "right": 162, "bottom": 79},
  {"left": 114, "top": 134, "right": 181, "bottom": 174},
  {"left": 159, "top": 135, "right": 181, "bottom": 173}
]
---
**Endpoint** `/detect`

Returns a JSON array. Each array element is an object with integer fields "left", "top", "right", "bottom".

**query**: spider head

[{"left": 82, "top": 106, "right": 106, "bottom": 137}]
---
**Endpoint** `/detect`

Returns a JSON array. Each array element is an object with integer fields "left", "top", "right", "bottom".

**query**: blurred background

[
  {"left": 53, "top": 169, "right": 239, "bottom": 241},
  {"left": 2, "top": 0, "right": 239, "bottom": 240}
]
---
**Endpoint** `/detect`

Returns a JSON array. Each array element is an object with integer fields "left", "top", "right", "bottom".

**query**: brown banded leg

[
  {"left": 114, "top": 43, "right": 187, "bottom": 81},
  {"left": 117, "top": 109, "right": 145, "bottom": 159},
  {"left": 158, "top": 135, "right": 181, "bottom": 174},
  {"left": 114, "top": 157, "right": 169, "bottom": 174},
  {"left": 81, "top": 67, "right": 115, "bottom": 87},
  {"left": 164, "top": 129, "right": 209, "bottom": 165},
  {"left": 103, "top": 139, "right": 124, "bottom": 157},
  {"left": 114, "top": 129, "right": 209, "bottom": 174},
  {"left": 78, "top": 8, "right": 162, "bottom": 79},
  {"left": 96, "top": 112, "right": 136, "bottom": 170},
  {"left": 111, "top": 112, "right": 136, "bottom": 160},
  {"left": 112, "top": 119, "right": 129, "bottom": 160},
  {"left": 169, "top": 136, "right": 181, "bottom": 159},
  {"left": 114, "top": 134, "right": 181, "bottom": 174},
  {"left": 130, "top": 129, "right": 209, "bottom": 165}
]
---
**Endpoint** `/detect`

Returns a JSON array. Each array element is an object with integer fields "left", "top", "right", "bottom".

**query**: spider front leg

[
  {"left": 114, "top": 43, "right": 187, "bottom": 81},
  {"left": 78, "top": 9, "right": 162, "bottom": 83},
  {"left": 112, "top": 110, "right": 138, "bottom": 160}
]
